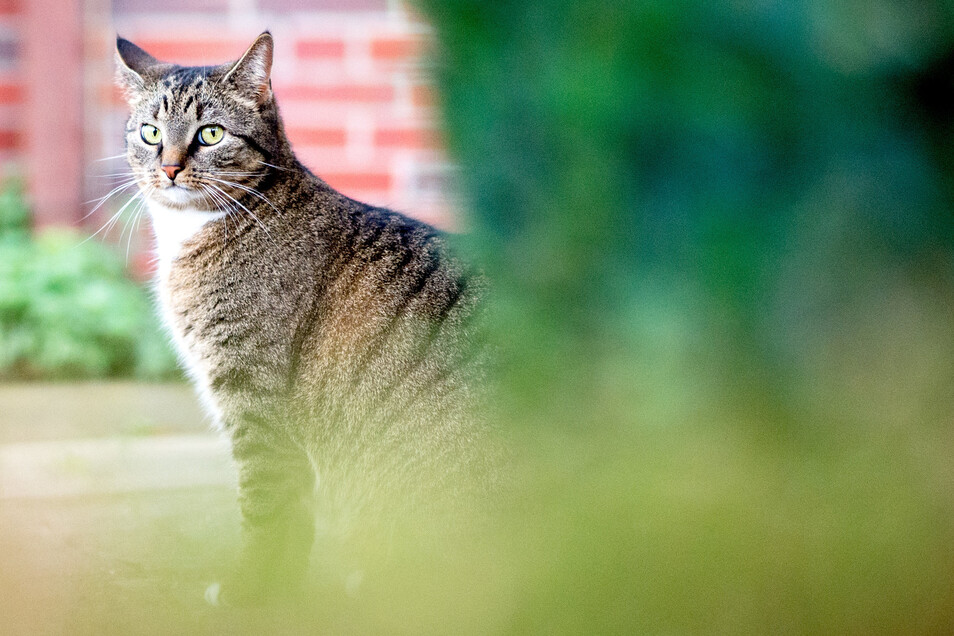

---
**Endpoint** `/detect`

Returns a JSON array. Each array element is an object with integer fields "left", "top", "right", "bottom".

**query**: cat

[{"left": 114, "top": 31, "right": 492, "bottom": 604}]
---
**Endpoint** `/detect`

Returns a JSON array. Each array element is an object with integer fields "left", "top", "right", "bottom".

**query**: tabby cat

[{"left": 115, "top": 32, "right": 491, "bottom": 604}]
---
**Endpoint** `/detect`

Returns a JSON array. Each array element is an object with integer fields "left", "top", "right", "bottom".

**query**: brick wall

[
  {"left": 0, "top": 1, "right": 23, "bottom": 166},
  {"left": 5, "top": 0, "right": 458, "bottom": 272}
]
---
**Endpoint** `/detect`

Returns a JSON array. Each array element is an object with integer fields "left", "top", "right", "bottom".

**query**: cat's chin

[{"left": 153, "top": 185, "right": 204, "bottom": 208}]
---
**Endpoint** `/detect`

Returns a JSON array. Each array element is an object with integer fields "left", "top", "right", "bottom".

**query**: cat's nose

[{"left": 162, "top": 164, "right": 183, "bottom": 181}]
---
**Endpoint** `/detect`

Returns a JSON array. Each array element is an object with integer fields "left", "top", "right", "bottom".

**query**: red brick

[
  {"left": 286, "top": 126, "right": 347, "bottom": 147},
  {"left": 0, "top": 82, "right": 22, "bottom": 104},
  {"left": 295, "top": 39, "right": 345, "bottom": 60},
  {"left": 276, "top": 83, "right": 394, "bottom": 103},
  {"left": 374, "top": 127, "right": 441, "bottom": 150},
  {"left": 0, "top": 129, "right": 21, "bottom": 149},
  {"left": 370, "top": 37, "right": 422, "bottom": 62},
  {"left": 134, "top": 39, "right": 249, "bottom": 64},
  {"left": 322, "top": 172, "right": 391, "bottom": 192}
]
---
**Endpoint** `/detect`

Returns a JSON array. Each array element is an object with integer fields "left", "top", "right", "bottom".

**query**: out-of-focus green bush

[
  {"left": 0, "top": 182, "right": 178, "bottom": 380},
  {"left": 423, "top": 0, "right": 954, "bottom": 432},
  {"left": 400, "top": 0, "right": 954, "bottom": 632}
]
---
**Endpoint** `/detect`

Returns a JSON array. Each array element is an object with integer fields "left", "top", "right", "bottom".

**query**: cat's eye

[
  {"left": 140, "top": 124, "right": 161, "bottom": 145},
  {"left": 198, "top": 125, "right": 225, "bottom": 146}
]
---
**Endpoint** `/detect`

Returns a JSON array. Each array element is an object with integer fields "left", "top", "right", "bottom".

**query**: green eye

[
  {"left": 198, "top": 125, "right": 225, "bottom": 146},
  {"left": 140, "top": 124, "right": 161, "bottom": 145}
]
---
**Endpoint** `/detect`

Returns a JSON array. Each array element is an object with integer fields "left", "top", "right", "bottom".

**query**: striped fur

[{"left": 116, "top": 32, "right": 492, "bottom": 603}]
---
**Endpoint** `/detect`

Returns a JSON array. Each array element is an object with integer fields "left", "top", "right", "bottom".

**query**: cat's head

[{"left": 115, "top": 32, "right": 286, "bottom": 209}]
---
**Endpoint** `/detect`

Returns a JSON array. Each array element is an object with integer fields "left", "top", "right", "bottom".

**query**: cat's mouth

[{"left": 154, "top": 183, "right": 203, "bottom": 206}]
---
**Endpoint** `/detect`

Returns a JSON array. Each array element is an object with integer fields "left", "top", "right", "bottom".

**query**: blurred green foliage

[
  {"left": 408, "top": 0, "right": 954, "bottom": 632},
  {"left": 0, "top": 182, "right": 178, "bottom": 380},
  {"left": 424, "top": 0, "right": 954, "bottom": 430}
]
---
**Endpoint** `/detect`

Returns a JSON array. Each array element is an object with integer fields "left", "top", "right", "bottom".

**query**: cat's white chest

[
  {"left": 147, "top": 199, "right": 226, "bottom": 426},
  {"left": 147, "top": 200, "right": 224, "bottom": 280}
]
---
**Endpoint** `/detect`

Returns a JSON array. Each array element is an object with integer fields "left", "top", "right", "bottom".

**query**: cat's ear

[
  {"left": 115, "top": 37, "right": 159, "bottom": 102},
  {"left": 222, "top": 32, "right": 274, "bottom": 105}
]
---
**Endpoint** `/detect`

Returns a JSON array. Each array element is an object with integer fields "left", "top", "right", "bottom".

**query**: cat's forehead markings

[
  {"left": 154, "top": 90, "right": 174, "bottom": 120},
  {"left": 148, "top": 77, "right": 204, "bottom": 123},
  {"left": 179, "top": 83, "right": 204, "bottom": 119}
]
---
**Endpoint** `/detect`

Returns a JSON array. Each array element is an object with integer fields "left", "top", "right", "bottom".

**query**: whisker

[
  {"left": 101, "top": 205, "right": 127, "bottom": 237},
  {"left": 92, "top": 171, "right": 147, "bottom": 179},
  {"left": 125, "top": 189, "right": 152, "bottom": 263},
  {"left": 119, "top": 186, "right": 149, "bottom": 259},
  {"left": 199, "top": 182, "right": 227, "bottom": 212},
  {"left": 200, "top": 182, "right": 231, "bottom": 213},
  {"left": 199, "top": 183, "right": 231, "bottom": 220},
  {"left": 208, "top": 183, "right": 273, "bottom": 240},
  {"left": 256, "top": 160, "right": 293, "bottom": 172},
  {"left": 103, "top": 189, "right": 149, "bottom": 237},
  {"left": 78, "top": 190, "right": 146, "bottom": 247},
  {"left": 202, "top": 176, "right": 281, "bottom": 215},
  {"left": 84, "top": 179, "right": 139, "bottom": 205},
  {"left": 199, "top": 183, "right": 234, "bottom": 243},
  {"left": 94, "top": 153, "right": 128, "bottom": 162},
  {"left": 81, "top": 180, "right": 141, "bottom": 221},
  {"left": 205, "top": 183, "right": 243, "bottom": 246},
  {"left": 203, "top": 170, "right": 267, "bottom": 177}
]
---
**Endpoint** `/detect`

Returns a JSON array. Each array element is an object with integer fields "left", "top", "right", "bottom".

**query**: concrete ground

[
  {"left": 0, "top": 383, "right": 245, "bottom": 635},
  {"left": 4, "top": 383, "right": 515, "bottom": 635}
]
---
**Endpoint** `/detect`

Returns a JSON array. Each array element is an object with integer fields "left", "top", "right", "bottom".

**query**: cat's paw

[
  {"left": 203, "top": 579, "right": 266, "bottom": 607},
  {"left": 204, "top": 582, "right": 223, "bottom": 607},
  {"left": 206, "top": 573, "right": 304, "bottom": 608}
]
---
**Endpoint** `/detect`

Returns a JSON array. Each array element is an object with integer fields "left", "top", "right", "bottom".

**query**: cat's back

[
  {"left": 289, "top": 184, "right": 486, "bottom": 425},
  {"left": 275, "top": 183, "right": 492, "bottom": 504}
]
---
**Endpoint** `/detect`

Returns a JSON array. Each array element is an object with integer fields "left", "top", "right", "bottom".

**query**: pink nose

[{"left": 162, "top": 164, "right": 183, "bottom": 181}]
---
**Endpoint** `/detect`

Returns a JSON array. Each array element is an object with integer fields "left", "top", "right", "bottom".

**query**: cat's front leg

[{"left": 210, "top": 415, "right": 316, "bottom": 606}]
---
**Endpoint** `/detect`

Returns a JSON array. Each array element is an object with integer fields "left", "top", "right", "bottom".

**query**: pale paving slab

[
  {"left": 0, "top": 385, "right": 244, "bottom": 634},
  {"left": 0, "top": 382, "right": 207, "bottom": 444},
  {"left": 0, "top": 434, "right": 236, "bottom": 500}
]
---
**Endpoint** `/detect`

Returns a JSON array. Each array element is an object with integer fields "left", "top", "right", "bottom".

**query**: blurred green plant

[
  {"left": 405, "top": 0, "right": 954, "bottom": 632},
  {"left": 423, "top": 0, "right": 954, "bottom": 431},
  {"left": 0, "top": 182, "right": 178, "bottom": 380}
]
